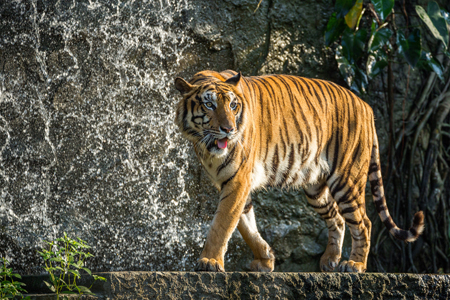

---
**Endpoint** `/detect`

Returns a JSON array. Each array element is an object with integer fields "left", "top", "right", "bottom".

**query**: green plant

[
  {"left": 325, "top": 0, "right": 449, "bottom": 95},
  {"left": 0, "top": 257, "right": 30, "bottom": 300},
  {"left": 38, "top": 233, "right": 106, "bottom": 300}
]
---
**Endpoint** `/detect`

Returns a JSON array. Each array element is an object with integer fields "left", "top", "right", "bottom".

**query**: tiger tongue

[{"left": 217, "top": 138, "right": 228, "bottom": 149}]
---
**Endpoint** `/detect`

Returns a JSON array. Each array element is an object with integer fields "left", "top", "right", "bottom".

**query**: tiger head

[{"left": 174, "top": 72, "right": 245, "bottom": 157}]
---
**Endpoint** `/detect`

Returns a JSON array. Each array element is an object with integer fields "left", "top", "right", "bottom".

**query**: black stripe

[
  {"left": 394, "top": 230, "right": 409, "bottom": 240},
  {"left": 219, "top": 192, "right": 233, "bottom": 202},
  {"left": 368, "top": 162, "right": 380, "bottom": 174},
  {"left": 283, "top": 117, "right": 291, "bottom": 148},
  {"left": 308, "top": 200, "right": 332, "bottom": 209},
  {"left": 286, "top": 77, "right": 313, "bottom": 141},
  {"left": 374, "top": 198, "right": 387, "bottom": 213},
  {"left": 280, "top": 144, "right": 295, "bottom": 187},
  {"left": 242, "top": 202, "right": 253, "bottom": 214},
  {"left": 340, "top": 205, "right": 359, "bottom": 215},
  {"left": 370, "top": 178, "right": 383, "bottom": 197},
  {"left": 279, "top": 127, "right": 287, "bottom": 158},
  {"left": 276, "top": 75, "right": 297, "bottom": 114},
  {"left": 220, "top": 156, "right": 245, "bottom": 190},
  {"left": 269, "top": 145, "right": 279, "bottom": 185},
  {"left": 221, "top": 172, "right": 237, "bottom": 191},
  {"left": 323, "top": 209, "right": 337, "bottom": 219},
  {"left": 345, "top": 218, "right": 362, "bottom": 225},
  {"left": 383, "top": 218, "right": 395, "bottom": 231},
  {"left": 217, "top": 144, "right": 237, "bottom": 174}
]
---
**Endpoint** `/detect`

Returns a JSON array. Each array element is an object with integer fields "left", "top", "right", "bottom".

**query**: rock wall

[
  {"left": 21, "top": 272, "right": 450, "bottom": 300},
  {"left": 0, "top": 0, "right": 346, "bottom": 275}
]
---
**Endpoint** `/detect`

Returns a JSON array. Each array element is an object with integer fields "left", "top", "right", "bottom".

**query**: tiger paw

[
  {"left": 194, "top": 258, "right": 225, "bottom": 272},
  {"left": 249, "top": 258, "right": 275, "bottom": 272},
  {"left": 337, "top": 260, "right": 366, "bottom": 272},
  {"left": 320, "top": 253, "right": 341, "bottom": 272}
]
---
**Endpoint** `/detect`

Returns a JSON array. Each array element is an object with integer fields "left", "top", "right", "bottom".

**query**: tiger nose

[{"left": 220, "top": 126, "right": 234, "bottom": 133}]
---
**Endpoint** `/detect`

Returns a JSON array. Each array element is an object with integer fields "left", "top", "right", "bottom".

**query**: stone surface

[
  {"left": 20, "top": 272, "right": 450, "bottom": 300},
  {"left": 0, "top": 0, "right": 342, "bottom": 275}
]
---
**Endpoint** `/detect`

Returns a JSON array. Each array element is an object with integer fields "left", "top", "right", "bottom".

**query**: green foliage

[
  {"left": 38, "top": 233, "right": 107, "bottom": 300},
  {"left": 416, "top": 2, "right": 449, "bottom": 49},
  {"left": 325, "top": 0, "right": 449, "bottom": 95},
  {"left": 0, "top": 258, "right": 30, "bottom": 300},
  {"left": 325, "top": 13, "right": 347, "bottom": 46},
  {"left": 371, "top": 0, "right": 394, "bottom": 21},
  {"left": 397, "top": 29, "right": 422, "bottom": 68},
  {"left": 335, "top": 0, "right": 357, "bottom": 18}
]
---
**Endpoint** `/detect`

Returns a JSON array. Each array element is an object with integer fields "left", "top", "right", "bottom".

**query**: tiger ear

[
  {"left": 225, "top": 72, "right": 242, "bottom": 87},
  {"left": 175, "top": 77, "right": 194, "bottom": 94}
]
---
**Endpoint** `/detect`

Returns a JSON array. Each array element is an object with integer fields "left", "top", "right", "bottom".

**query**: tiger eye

[{"left": 230, "top": 101, "right": 237, "bottom": 110}]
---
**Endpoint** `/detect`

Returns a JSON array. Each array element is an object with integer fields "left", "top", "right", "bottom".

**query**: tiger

[{"left": 174, "top": 70, "right": 424, "bottom": 273}]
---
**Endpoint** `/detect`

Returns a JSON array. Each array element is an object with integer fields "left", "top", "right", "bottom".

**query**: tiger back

[{"left": 174, "top": 70, "right": 424, "bottom": 272}]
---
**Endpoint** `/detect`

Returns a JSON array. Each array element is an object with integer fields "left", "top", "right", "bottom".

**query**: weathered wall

[
  {"left": 21, "top": 272, "right": 450, "bottom": 300},
  {"left": 0, "top": 0, "right": 341, "bottom": 274}
]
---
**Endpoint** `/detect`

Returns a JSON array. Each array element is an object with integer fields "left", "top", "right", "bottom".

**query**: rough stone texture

[
  {"left": 0, "top": 0, "right": 344, "bottom": 275},
  {"left": 20, "top": 272, "right": 450, "bottom": 299}
]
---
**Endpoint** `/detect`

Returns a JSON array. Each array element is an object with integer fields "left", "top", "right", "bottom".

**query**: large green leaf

[
  {"left": 368, "top": 27, "right": 392, "bottom": 52},
  {"left": 397, "top": 29, "right": 422, "bottom": 68},
  {"left": 335, "top": 0, "right": 357, "bottom": 18},
  {"left": 341, "top": 28, "right": 367, "bottom": 63},
  {"left": 325, "top": 13, "right": 346, "bottom": 46},
  {"left": 371, "top": 0, "right": 394, "bottom": 21},
  {"left": 344, "top": 0, "right": 363, "bottom": 29},
  {"left": 416, "top": 2, "right": 449, "bottom": 49},
  {"left": 417, "top": 51, "right": 444, "bottom": 81}
]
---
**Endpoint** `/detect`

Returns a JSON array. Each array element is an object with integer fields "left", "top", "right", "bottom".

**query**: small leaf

[
  {"left": 82, "top": 267, "right": 92, "bottom": 276},
  {"left": 77, "top": 285, "right": 93, "bottom": 294},
  {"left": 417, "top": 51, "right": 444, "bottom": 81},
  {"left": 335, "top": 0, "right": 358, "bottom": 18},
  {"left": 368, "top": 26, "right": 392, "bottom": 52},
  {"left": 69, "top": 270, "right": 80, "bottom": 278},
  {"left": 336, "top": 47, "right": 355, "bottom": 88},
  {"left": 416, "top": 3, "right": 449, "bottom": 49},
  {"left": 352, "top": 66, "right": 368, "bottom": 94},
  {"left": 397, "top": 29, "right": 422, "bottom": 68},
  {"left": 341, "top": 28, "right": 367, "bottom": 63},
  {"left": 345, "top": 0, "right": 363, "bottom": 29},
  {"left": 371, "top": 0, "right": 394, "bottom": 21},
  {"left": 441, "top": 9, "right": 450, "bottom": 32},
  {"left": 12, "top": 273, "right": 22, "bottom": 279},
  {"left": 50, "top": 257, "right": 63, "bottom": 263},
  {"left": 93, "top": 275, "right": 107, "bottom": 282},
  {"left": 325, "top": 13, "right": 347, "bottom": 46},
  {"left": 43, "top": 281, "right": 56, "bottom": 293}
]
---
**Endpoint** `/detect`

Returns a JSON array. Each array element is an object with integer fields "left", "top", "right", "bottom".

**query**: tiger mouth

[{"left": 214, "top": 138, "right": 228, "bottom": 149}]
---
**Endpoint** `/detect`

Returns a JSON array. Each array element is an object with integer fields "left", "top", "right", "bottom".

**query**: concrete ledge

[{"left": 21, "top": 272, "right": 450, "bottom": 299}]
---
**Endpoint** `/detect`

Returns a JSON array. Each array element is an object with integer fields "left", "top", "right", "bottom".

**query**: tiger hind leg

[
  {"left": 329, "top": 178, "right": 371, "bottom": 272},
  {"left": 304, "top": 183, "right": 345, "bottom": 272},
  {"left": 237, "top": 197, "right": 275, "bottom": 272}
]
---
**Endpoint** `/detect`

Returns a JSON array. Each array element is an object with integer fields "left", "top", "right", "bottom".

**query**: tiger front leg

[
  {"left": 195, "top": 171, "right": 251, "bottom": 272},
  {"left": 237, "top": 196, "right": 275, "bottom": 272}
]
